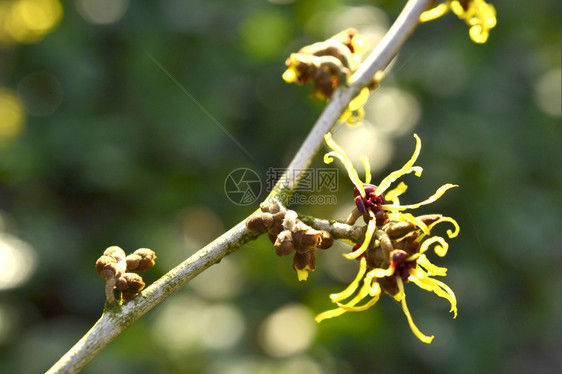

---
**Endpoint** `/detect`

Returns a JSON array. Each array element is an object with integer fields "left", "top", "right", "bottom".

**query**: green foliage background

[{"left": 0, "top": 1, "right": 560, "bottom": 373}]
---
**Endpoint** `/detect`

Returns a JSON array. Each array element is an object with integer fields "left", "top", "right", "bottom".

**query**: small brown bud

[
  {"left": 103, "top": 246, "right": 126, "bottom": 262},
  {"left": 274, "top": 231, "right": 294, "bottom": 256},
  {"left": 392, "top": 231, "right": 419, "bottom": 254},
  {"left": 385, "top": 221, "right": 416, "bottom": 240},
  {"left": 293, "top": 229, "right": 320, "bottom": 251},
  {"left": 116, "top": 273, "right": 145, "bottom": 302},
  {"left": 126, "top": 248, "right": 156, "bottom": 272},
  {"left": 417, "top": 214, "right": 442, "bottom": 226},
  {"left": 260, "top": 201, "right": 282, "bottom": 214},
  {"left": 95, "top": 255, "right": 115, "bottom": 275},
  {"left": 318, "top": 231, "right": 333, "bottom": 249},
  {"left": 96, "top": 256, "right": 124, "bottom": 279},
  {"left": 293, "top": 251, "right": 316, "bottom": 271},
  {"left": 246, "top": 213, "right": 274, "bottom": 232}
]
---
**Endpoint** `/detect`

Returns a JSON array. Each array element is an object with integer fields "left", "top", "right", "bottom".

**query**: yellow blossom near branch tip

[
  {"left": 317, "top": 133, "right": 460, "bottom": 343},
  {"left": 420, "top": 0, "right": 497, "bottom": 44}
]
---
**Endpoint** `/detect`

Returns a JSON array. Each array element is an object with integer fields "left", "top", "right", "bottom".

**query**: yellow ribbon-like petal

[
  {"left": 329, "top": 257, "right": 367, "bottom": 302},
  {"left": 409, "top": 268, "right": 457, "bottom": 318},
  {"left": 417, "top": 254, "right": 448, "bottom": 276},
  {"left": 397, "top": 276, "right": 435, "bottom": 344},
  {"left": 324, "top": 132, "right": 366, "bottom": 197},
  {"left": 384, "top": 182, "right": 408, "bottom": 205},
  {"left": 375, "top": 134, "right": 423, "bottom": 196},
  {"left": 383, "top": 183, "right": 458, "bottom": 212},
  {"left": 344, "top": 213, "right": 376, "bottom": 259},
  {"left": 419, "top": 235, "right": 449, "bottom": 257},
  {"left": 419, "top": 2, "right": 452, "bottom": 22}
]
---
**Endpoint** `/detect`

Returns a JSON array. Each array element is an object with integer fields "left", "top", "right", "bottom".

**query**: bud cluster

[
  {"left": 282, "top": 28, "right": 365, "bottom": 99},
  {"left": 246, "top": 201, "right": 333, "bottom": 281},
  {"left": 95, "top": 246, "right": 156, "bottom": 303}
]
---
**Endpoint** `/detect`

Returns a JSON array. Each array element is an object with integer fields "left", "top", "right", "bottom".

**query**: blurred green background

[{"left": 0, "top": 0, "right": 560, "bottom": 373}]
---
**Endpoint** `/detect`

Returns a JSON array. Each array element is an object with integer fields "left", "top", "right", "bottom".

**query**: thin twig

[{"left": 46, "top": 1, "right": 432, "bottom": 372}]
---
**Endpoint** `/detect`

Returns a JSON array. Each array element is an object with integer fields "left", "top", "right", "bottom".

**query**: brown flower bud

[
  {"left": 293, "top": 251, "right": 316, "bottom": 271},
  {"left": 385, "top": 221, "right": 416, "bottom": 240},
  {"left": 246, "top": 213, "right": 274, "bottom": 232},
  {"left": 318, "top": 230, "right": 333, "bottom": 249},
  {"left": 391, "top": 231, "right": 419, "bottom": 254},
  {"left": 126, "top": 248, "right": 156, "bottom": 272},
  {"left": 261, "top": 201, "right": 282, "bottom": 214},
  {"left": 116, "top": 273, "right": 146, "bottom": 302},
  {"left": 274, "top": 230, "right": 294, "bottom": 256},
  {"left": 96, "top": 255, "right": 124, "bottom": 280},
  {"left": 103, "top": 246, "right": 126, "bottom": 262},
  {"left": 292, "top": 228, "right": 321, "bottom": 251},
  {"left": 417, "top": 214, "right": 442, "bottom": 226}
]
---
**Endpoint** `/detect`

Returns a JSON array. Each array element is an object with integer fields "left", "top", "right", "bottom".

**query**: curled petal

[
  {"left": 366, "top": 265, "right": 395, "bottom": 279},
  {"left": 397, "top": 276, "right": 435, "bottom": 344},
  {"left": 417, "top": 254, "right": 448, "bottom": 276},
  {"left": 383, "top": 183, "right": 458, "bottom": 212},
  {"left": 329, "top": 257, "right": 367, "bottom": 302},
  {"left": 384, "top": 182, "right": 408, "bottom": 205},
  {"left": 344, "top": 213, "right": 376, "bottom": 260},
  {"left": 419, "top": 2, "right": 452, "bottom": 23},
  {"left": 419, "top": 235, "right": 449, "bottom": 257},
  {"left": 361, "top": 155, "right": 371, "bottom": 184},
  {"left": 337, "top": 284, "right": 381, "bottom": 312},
  {"left": 324, "top": 132, "right": 366, "bottom": 197},
  {"left": 315, "top": 307, "right": 347, "bottom": 322},
  {"left": 376, "top": 134, "right": 423, "bottom": 196},
  {"left": 409, "top": 268, "right": 457, "bottom": 318},
  {"left": 428, "top": 215, "right": 461, "bottom": 239}
]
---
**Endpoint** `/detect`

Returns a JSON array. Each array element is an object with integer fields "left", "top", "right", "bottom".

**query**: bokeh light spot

[
  {"left": 1, "top": 0, "right": 62, "bottom": 44},
  {"left": 76, "top": 0, "right": 129, "bottom": 25},
  {"left": 239, "top": 9, "right": 291, "bottom": 60},
  {"left": 0, "top": 88, "right": 26, "bottom": 144},
  {"left": 534, "top": 68, "right": 561, "bottom": 117},
  {"left": 189, "top": 257, "right": 244, "bottom": 300},
  {"left": 0, "top": 234, "right": 37, "bottom": 290},
  {"left": 258, "top": 303, "right": 316, "bottom": 357},
  {"left": 332, "top": 123, "right": 393, "bottom": 174},
  {"left": 152, "top": 295, "right": 245, "bottom": 354},
  {"left": 365, "top": 87, "right": 421, "bottom": 136},
  {"left": 178, "top": 206, "right": 225, "bottom": 250},
  {"left": 199, "top": 303, "right": 245, "bottom": 349}
]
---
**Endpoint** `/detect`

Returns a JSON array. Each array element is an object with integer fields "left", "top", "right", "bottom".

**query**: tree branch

[{"left": 46, "top": 0, "right": 432, "bottom": 372}]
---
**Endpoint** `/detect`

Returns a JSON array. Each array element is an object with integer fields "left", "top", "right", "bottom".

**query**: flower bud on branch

[
  {"left": 246, "top": 201, "right": 333, "bottom": 281},
  {"left": 95, "top": 246, "right": 156, "bottom": 303}
]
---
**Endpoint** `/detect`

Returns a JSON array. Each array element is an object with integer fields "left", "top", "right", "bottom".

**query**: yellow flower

[
  {"left": 420, "top": 0, "right": 497, "bottom": 44},
  {"left": 318, "top": 133, "right": 460, "bottom": 343}
]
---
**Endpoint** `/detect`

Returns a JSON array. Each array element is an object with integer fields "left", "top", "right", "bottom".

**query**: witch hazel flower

[
  {"left": 420, "top": 0, "right": 497, "bottom": 44},
  {"left": 316, "top": 133, "right": 460, "bottom": 343}
]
